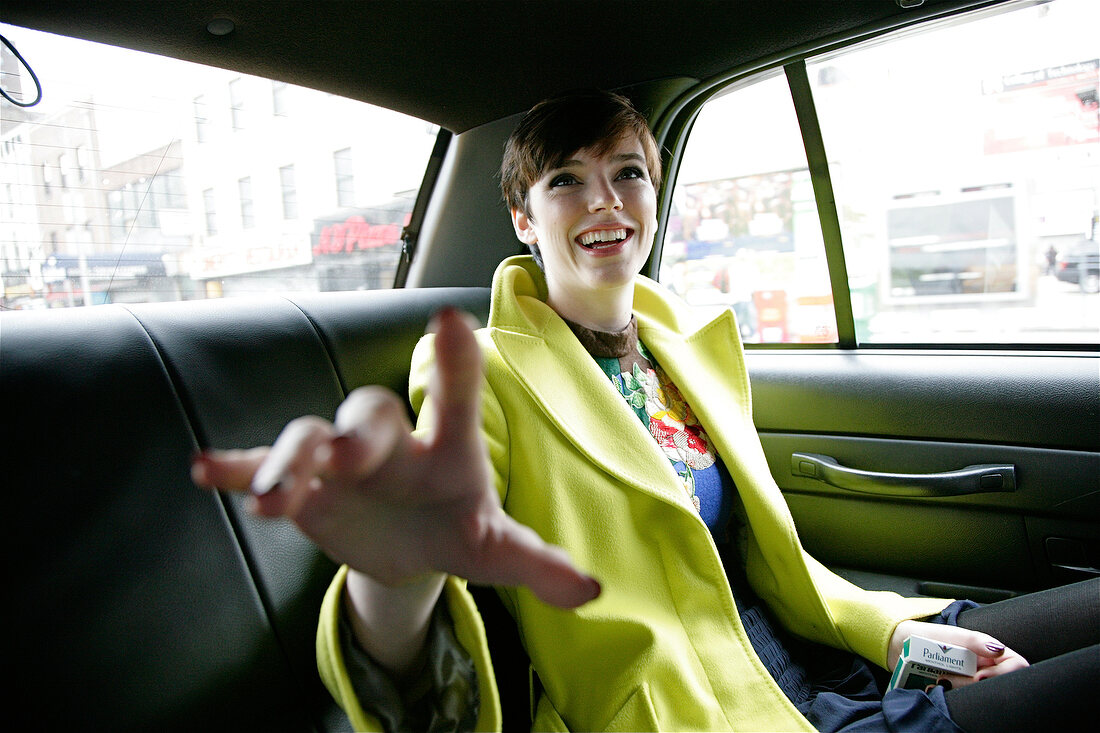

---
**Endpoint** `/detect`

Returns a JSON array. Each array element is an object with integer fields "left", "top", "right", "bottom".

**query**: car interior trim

[
  {"left": 784, "top": 59, "right": 857, "bottom": 348},
  {"left": 394, "top": 128, "right": 453, "bottom": 288}
]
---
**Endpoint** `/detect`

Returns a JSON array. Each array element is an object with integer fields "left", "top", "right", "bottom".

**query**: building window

[
  {"left": 75, "top": 145, "right": 89, "bottom": 182},
  {"left": 152, "top": 169, "right": 187, "bottom": 212},
  {"left": 193, "top": 95, "right": 209, "bottom": 142},
  {"left": 272, "top": 81, "right": 288, "bottom": 117},
  {"left": 107, "top": 189, "right": 125, "bottom": 242},
  {"left": 203, "top": 188, "right": 217, "bottom": 235},
  {"left": 280, "top": 164, "right": 297, "bottom": 219},
  {"left": 105, "top": 171, "right": 184, "bottom": 244},
  {"left": 58, "top": 153, "right": 74, "bottom": 188},
  {"left": 41, "top": 162, "right": 52, "bottom": 197},
  {"left": 334, "top": 147, "right": 354, "bottom": 207},
  {"left": 229, "top": 79, "right": 245, "bottom": 131},
  {"left": 238, "top": 177, "right": 254, "bottom": 229}
]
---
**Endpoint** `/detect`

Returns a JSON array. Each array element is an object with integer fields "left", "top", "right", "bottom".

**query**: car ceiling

[{"left": 1, "top": 0, "right": 998, "bottom": 133}]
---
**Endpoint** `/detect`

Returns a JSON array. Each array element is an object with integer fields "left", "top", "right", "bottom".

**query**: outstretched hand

[{"left": 192, "top": 307, "right": 600, "bottom": 609}]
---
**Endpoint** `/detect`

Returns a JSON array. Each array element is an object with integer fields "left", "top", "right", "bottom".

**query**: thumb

[{"left": 477, "top": 515, "right": 602, "bottom": 609}]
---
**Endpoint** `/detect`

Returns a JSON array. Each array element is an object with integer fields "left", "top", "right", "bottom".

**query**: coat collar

[{"left": 487, "top": 257, "right": 758, "bottom": 514}]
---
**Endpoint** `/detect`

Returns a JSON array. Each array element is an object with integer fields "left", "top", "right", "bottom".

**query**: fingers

[
  {"left": 192, "top": 443, "right": 317, "bottom": 518},
  {"left": 329, "top": 386, "right": 413, "bottom": 480},
  {"left": 930, "top": 645, "right": 1029, "bottom": 689},
  {"left": 427, "top": 308, "right": 484, "bottom": 441},
  {"left": 250, "top": 393, "right": 413, "bottom": 517},
  {"left": 192, "top": 447, "right": 270, "bottom": 491},
  {"left": 251, "top": 415, "right": 333, "bottom": 494},
  {"left": 973, "top": 644, "right": 1029, "bottom": 680},
  {"left": 894, "top": 622, "right": 1000, "bottom": 662},
  {"left": 935, "top": 627, "right": 1027, "bottom": 671},
  {"left": 195, "top": 383, "right": 415, "bottom": 511},
  {"left": 248, "top": 416, "right": 334, "bottom": 517}
]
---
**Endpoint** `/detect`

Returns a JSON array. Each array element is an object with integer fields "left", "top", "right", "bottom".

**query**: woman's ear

[{"left": 511, "top": 207, "right": 538, "bottom": 245}]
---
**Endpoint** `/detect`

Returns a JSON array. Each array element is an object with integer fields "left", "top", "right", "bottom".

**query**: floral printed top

[{"left": 566, "top": 316, "right": 732, "bottom": 539}]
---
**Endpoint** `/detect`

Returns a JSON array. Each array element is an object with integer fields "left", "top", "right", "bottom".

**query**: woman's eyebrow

[{"left": 556, "top": 152, "right": 646, "bottom": 168}]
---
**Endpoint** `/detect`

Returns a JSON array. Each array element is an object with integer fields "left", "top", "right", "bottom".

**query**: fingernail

[
  {"left": 328, "top": 431, "right": 362, "bottom": 462},
  {"left": 427, "top": 307, "right": 453, "bottom": 334},
  {"left": 985, "top": 642, "right": 1005, "bottom": 655},
  {"left": 251, "top": 473, "right": 287, "bottom": 497},
  {"left": 331, "top": 429, "right": 361, "bottom": 446},
  {"left": 588, "top": 577, "right": 602, "bottom": 599}
]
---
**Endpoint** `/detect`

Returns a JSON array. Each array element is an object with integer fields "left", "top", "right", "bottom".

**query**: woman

[{"left": 194, "top": 91, "right": 1095, "bottom": 732}]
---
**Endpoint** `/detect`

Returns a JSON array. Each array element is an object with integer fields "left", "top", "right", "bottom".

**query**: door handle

[{"left": 791, "top": 453, "right": 1016, "bottom": 497}]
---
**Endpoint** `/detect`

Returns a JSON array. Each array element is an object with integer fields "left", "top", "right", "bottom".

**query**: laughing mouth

[{"left": 577, "top": 228, "right": 629, "bottom": 249}]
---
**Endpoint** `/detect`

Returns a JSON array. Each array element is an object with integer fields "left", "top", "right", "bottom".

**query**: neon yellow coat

[{"left": 318, "top": 256, "right": 950, "bottom": 731}]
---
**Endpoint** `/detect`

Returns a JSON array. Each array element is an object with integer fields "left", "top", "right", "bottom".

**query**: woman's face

[{"left": 512, "top": 134, "right": 657, "bottom": 311}]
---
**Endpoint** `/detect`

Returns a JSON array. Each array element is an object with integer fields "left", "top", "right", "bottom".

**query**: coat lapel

[
  {"left": 638, "top": 307, "right": 758, "bottom": 460},
  {"left": 637, "top": 306, "right": 796, "bottom": 527},
  {"left": 640, "top": 306, "right": 803, "bottom": 539},
  {"left": 491, "top": 316, "right": 694, "bottom": 512},
  {"left": 640, "top": 300, "right": 841, "bottom": 642}
]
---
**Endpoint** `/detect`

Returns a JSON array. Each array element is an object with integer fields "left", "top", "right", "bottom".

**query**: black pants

[{"left": 945, "top": 577, "right": 1099, "bottom": 732}]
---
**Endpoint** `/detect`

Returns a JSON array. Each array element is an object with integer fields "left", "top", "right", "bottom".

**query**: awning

[{"left": 43, "top": 251, "right": 168, "bottom": 281}]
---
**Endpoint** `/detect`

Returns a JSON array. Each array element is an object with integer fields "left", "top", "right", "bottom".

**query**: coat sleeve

[
  {"left": 800, "top": 551, "right": 955, "bottom": 669},
  {"left": 317, "top": 567, "right": 502, "bottom": 731}
]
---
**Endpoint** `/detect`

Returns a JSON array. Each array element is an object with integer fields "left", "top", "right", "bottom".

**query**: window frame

[
  {"left": 648, "top": 0, "right": 1098, "bottom": 352},
  {"left": 228, "top": 78, "right": 246, "bottom": 131},
  {"left": 279, "top": 164, "right": 297, "bottom": 220},
  {"left": 333, "top": 147, "right": 355, "bottom": 208},
  {"left": 193, "top": 95, "right": 209, "bottom": 143},
  {"left": 238, "top": 176, "right": 254, "bottom": 229},
  {"left": 202, "top": 187, "right": 217, "bottom": 236}
]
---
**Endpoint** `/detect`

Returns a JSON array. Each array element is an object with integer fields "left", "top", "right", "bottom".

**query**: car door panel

[{"left": 745, "top": 351, "right": 1100, "bottom": 598}]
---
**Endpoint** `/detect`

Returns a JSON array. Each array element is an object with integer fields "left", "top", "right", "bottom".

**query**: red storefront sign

[{"left": 312, "top": 213, "right": 410, "bottom": 256}]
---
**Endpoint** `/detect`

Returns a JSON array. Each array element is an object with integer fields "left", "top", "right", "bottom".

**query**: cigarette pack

[{"left": 887, "top": 635, "right": 977, "bottom": 692}]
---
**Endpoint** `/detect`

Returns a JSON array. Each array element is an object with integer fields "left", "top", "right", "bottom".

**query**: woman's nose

[{"left": 588, "top": 178, "right": 623, "bottom": 212}]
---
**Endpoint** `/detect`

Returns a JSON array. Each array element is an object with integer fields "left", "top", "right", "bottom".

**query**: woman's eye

[
  {"left": 616, "top": 166, "right": 645, "bottom": 181},
  {"left": 549, "top": 174, "right": 578, "bottom": 188}
]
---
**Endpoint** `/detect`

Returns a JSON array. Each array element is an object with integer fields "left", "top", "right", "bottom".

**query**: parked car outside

[{"left": 1056, "top": 238, "right": 1100, "bottom": 293}]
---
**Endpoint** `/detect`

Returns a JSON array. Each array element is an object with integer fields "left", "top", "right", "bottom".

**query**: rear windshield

[{"left": 1, "top": 25, "right": 439, "bottom": 310}]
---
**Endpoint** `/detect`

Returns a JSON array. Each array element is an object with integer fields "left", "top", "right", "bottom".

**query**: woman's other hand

[
  {"left": 888, "top": 619, "right": 1030, "bottom": 689},
  {"left": 191, "top": 307, "right": 601, "bottom": 611}
]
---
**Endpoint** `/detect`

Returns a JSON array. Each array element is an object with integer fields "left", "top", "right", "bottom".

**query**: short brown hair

[{"left": 500, "top": 89, "right": 662, "bottom": 216}]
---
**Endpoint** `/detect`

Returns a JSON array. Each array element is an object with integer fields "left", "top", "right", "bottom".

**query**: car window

[
  {"left": 0, "top": 25, "right": 439, "bottom": 310},
  {"left": 809, "top": 0, "right": 1098, "bottom": 345},
  {"left": 661, "top": 72, "right": 836, "bottom": 344},
  {"left": 660, "top": 0, "right": 1098, "bottom": 347}
]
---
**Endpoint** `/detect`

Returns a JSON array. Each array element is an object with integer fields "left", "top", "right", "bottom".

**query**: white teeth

[{"left": 579, "top": 228, "right": 627, "bottom": 246}]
